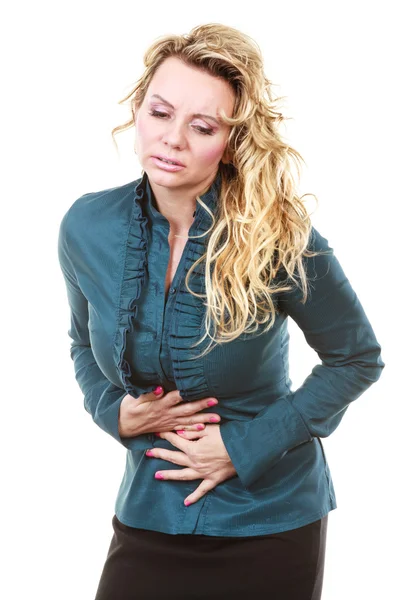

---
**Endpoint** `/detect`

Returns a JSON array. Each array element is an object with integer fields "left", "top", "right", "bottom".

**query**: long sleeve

[
  {"left": 57, "top": 208, "right": 150, "bottom": 450},
  {"left": 219, "top": 226, "right": 385, "bottom": 490}
]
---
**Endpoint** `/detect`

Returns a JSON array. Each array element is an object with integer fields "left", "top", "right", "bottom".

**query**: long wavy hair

[{"left": 111, "top": 23, "right": 327, "bottom": 357}]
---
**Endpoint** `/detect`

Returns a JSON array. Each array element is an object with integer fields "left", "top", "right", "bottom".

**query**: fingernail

[
  {"left": 210, "top": 416, "right": 219, "bottom": 422},
  {"left": 176, "top": 430, "right": 185, "bottom": 434},
  {"left": 184, "top": 500, "right": 191, "bottom": 506},
  {"left": 207, "top": 400, "right": 217, "bottom": 406},
  {"left": 196, "top": 424, "right": 205, "bottom": 430},
  {"left": 146, "top": 450, "right": 154, "bottom": 456},
  {"left": 154, "top": 432, "right": 161, "bottom": 437},
  {"left": 155, "top": 472, "right": 164, "bottom": 479},
  {"left": 153, "top": 386, "right": 163, "bottom": 395}
]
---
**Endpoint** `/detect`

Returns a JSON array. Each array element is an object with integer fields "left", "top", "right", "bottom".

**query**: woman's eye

[
  {"left": 149, "top": 110, "right": 214, "bottom": 136},
  {"left": 150, "top": 109, "right": 168, "bottom": 119},
  {"left": 195, "top": 126, "right": 214, "bottom": 136}
]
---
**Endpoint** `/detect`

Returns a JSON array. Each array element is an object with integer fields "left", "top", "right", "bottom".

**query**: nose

[{"left": 161, "top": 119, "right": 186, "bottom": 149}]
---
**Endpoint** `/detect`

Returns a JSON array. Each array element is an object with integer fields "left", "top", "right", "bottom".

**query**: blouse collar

[{"left": 142, "top": 170, "right": 221, "bottom": 228}]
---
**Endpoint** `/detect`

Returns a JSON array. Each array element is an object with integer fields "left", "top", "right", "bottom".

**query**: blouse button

[{"left": 170, "top": 287, "right": 177, "bottom": 295}]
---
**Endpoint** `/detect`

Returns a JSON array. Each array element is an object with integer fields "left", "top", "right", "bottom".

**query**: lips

[
  {"left": 154, "top": 155, "right": 185, "bottom": 167},
  {"left": 151, "top": 157, "right": 185, "bottom": 172}
]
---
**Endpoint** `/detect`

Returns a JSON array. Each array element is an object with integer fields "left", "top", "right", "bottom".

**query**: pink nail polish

[
  {"left": 210, "top": 417, "right": 219, "bottom": 422},
  {"left": 155, "top": 472, "right": 164, "bottom": 479},
  {"left": 176, "top": 430, "right": 185, "bottom": 434},
  {"left": 196, "top": 424, "right": 204, "bottom": 430},
  {"left": 146, "top": 450, "right": 154, "bottom": 456},
  {"left": 184, "top": 500, "right": 191, "bottom": 506},
  {"left": 207, "top": 400, "right": 217, "bottom": 406},
  {"left": 154, "top": 432, "right": 161, "bottom": 437}
]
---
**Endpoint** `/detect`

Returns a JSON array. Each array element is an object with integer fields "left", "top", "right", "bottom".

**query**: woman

[{"left": 58, "top": 23, "right": 385, "bottom": 600}]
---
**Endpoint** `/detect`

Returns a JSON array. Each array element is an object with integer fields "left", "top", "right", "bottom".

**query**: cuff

[{"left": 219, "top": 395, "right": 313, "bottom": 490}]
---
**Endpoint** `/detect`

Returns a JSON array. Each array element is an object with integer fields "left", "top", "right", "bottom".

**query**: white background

[{"left": 2, "top": 1, "right": 398, "bottom": 598}]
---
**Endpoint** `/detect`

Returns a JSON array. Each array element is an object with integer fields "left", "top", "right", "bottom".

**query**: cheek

[
  {"left": 199, "top": 143, "right": 226, "bottom": 164},
  {"left": 135, "top": 115, "right": 157, "bottom": 148},
  {"left": 135, "top": 118, "right": 147, "bottom": 143}
]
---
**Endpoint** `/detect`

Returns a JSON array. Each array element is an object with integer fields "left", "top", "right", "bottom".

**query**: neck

[
  {"left": 147, "top": 172, "right": 218, "bottom": 233},
  {"left": 151, "top": 189, "right": 195, "bottom": 233}
]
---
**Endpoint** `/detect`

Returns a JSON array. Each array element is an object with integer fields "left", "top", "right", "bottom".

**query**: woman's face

[{"left": 134, "top": 56, "right": 235, "bottom": 193}]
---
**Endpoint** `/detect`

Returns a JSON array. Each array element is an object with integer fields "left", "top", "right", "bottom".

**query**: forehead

[{"left": 146, "top": 57, "right": 235, "bottom": 112}]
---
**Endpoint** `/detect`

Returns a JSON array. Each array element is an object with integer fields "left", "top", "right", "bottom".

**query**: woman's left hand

[{"left": 145, "top": 424, "right": 237, "bottom": 506}]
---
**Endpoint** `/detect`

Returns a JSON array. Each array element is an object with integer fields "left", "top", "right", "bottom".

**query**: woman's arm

[
  {"left": 219, "top": 226, "right": 385, "bottom": 490},
  {"left": 58, "top": 208, "right": 151, "bottom": 450}
]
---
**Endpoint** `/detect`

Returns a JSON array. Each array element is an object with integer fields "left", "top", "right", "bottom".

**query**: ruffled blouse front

[
  {"left": 114, "top": 170, "right": 221, "bottom": 403},
  {"left": 124, "top": 175, "right": 197, "bottom": 392}
]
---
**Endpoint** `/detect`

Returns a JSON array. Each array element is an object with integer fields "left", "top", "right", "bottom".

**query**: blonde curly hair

[{"left": 111, "top": 22, "right": 326, "bottom": 357}]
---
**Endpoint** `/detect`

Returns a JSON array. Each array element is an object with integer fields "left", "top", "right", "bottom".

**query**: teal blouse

[{"left": 57, "top": 170, "right": 385, "bottom": 536}]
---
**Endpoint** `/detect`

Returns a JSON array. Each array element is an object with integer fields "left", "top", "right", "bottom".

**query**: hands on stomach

[{"left": 118, "top": 387, "right": 220, "bottom": 438}]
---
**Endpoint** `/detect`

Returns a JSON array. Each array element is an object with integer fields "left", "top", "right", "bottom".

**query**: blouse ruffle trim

[
  {"left": 113, "top": 171, "right": 221, "bottom": 400},
  {"left": 113, "top": 175, "right": 150, "bottom": 398}
]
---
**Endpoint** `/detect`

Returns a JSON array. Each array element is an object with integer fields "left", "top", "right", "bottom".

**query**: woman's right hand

[{"left": 118, "top": 387, "right": 220, "bottom": 439}]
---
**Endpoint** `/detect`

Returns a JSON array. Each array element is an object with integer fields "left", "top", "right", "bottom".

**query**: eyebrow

[{"left": 149, "top": 94, "right": 221, "bottom": 125}]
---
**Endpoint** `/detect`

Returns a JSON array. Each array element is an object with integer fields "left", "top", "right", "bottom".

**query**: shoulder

[
  {"left": 306, "top": 226, "right": 334, "bottom": 253},
  {"left": 275, "top": 224, "right": 343, "bottom": 308},
  {"left": 302, "top": 226, "right": 335, "bottom": 273},
  {"left": 65, "top": 177, "right": 141, "bottom": 224},
  {"left": 275, "top": 225, "right": 334, "bottom": 279},
  {"left": 58, "top": 177, "right": 142, "bottom": 245}
]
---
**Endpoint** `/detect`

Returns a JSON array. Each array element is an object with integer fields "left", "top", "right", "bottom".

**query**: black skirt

[{"left": 94, "top": 514, "right": 328, "bottom": 600}]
